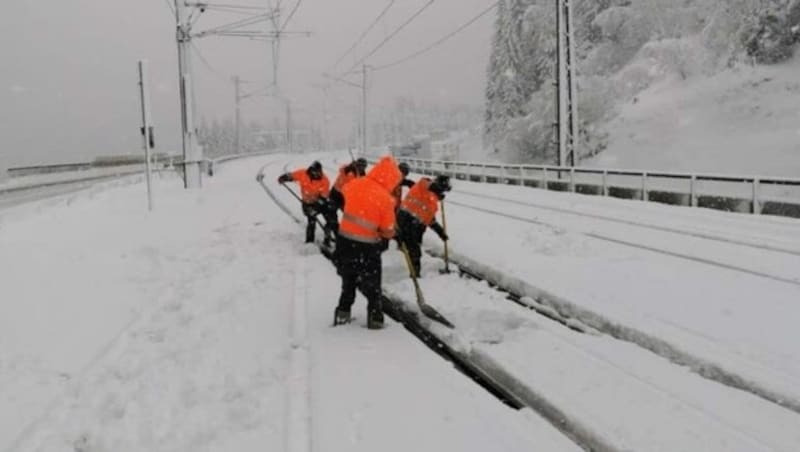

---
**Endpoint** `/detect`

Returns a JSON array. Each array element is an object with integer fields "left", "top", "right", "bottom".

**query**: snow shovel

[
  {"left": 439, "top": 200, "right": 451, "bottom": 274},
  {"left": 398, "top": 241, "right": 454, "bottom": 329}
]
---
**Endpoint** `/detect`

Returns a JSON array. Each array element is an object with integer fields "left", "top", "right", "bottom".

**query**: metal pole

[
  {"left": 556, "top": 0, "right": 567, "bottom": 167},
  {"left": 234, "top": 75, "right": 241, "bottom": 155},
  {"left": 565, "top": 0, "right": 579, "bottom": 166},
  {"left": 362, "top": 64, "right": 368, "bottom": 156},
  {"left": 138, "top": 60, "right": 154, "bottom": 211},
  {"left": 175, "top": 0, "right": 202, "bottom": 188}
]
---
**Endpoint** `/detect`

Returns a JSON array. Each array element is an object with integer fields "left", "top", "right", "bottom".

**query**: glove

[
  {"left": 315, "top": 198, "right": 329, "bottom": 211},
  {"left": 277, "top": 173, "right": 291, "bottom": 184},
  {"left": 431, "top": 222, "right": 448, "bottom": 241}
]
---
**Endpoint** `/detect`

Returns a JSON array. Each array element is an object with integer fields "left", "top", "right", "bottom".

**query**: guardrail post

[
  {"left": 690, "top": 175, "right": 697, "bottom": 207},
  {"left": 569, "top": 167, "right": 576, "bottom": 192},
  {"left": 602, "top": 170, "right": 609, "bottom": 196},
  {"left": 752, "top": 178, "right": 761, "bottom": 215},
  {"left": 542, "top": 167, "right": 548, "bottom": 190},
  {"left": 641, "top": 172, "right": 648, "bottom": 201},
  {"left": 481, "top": 164, "right": 487, "bottom": 182}
]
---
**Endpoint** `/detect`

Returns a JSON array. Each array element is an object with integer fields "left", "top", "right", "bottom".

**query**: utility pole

[
  {"left": 361, "top": 64, "right": 368, "bottom": 156},
  {"left": 137, "top": 60, "right": 155, "bottom": 211},
  {"left": 174, "top": 0, "right": 202, "bottom": 188},
  {"left": 234, "top": 75, "right": 242, "bottom": 154},
  {"left": 554, "top": 0, "right": 579, "bottom": 167}
]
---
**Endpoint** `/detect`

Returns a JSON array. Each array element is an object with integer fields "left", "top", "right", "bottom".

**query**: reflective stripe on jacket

[
  {"left": 291, "top": 169, "right": 330, "bottom": 203},
  {"left": 339, "top": 156, "right": 402, "bottom": 243},
  {"left": 400, "top": 178, "right": 438, "bottom": 226}
]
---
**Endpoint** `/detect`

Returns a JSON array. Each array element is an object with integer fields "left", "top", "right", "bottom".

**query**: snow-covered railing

[
  {"left": 0, "top": 152, "right": 273, "bottom": 197},
  {"left": 393, "top": 157, "right": 800, "bottom": 218}
]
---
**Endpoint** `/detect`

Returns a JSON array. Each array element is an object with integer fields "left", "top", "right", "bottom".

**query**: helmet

[
  {"left": 398, "top": 162, "right": 410, "bottom": 176},
  {"left": 307, "top": 161, "right": 323, "bottom": 180},
  {"left": 430, "top": 174, "right": 452, "bottom": 195}
]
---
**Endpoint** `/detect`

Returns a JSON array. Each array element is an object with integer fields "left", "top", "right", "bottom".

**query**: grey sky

[{"left": 0, "top": 0, "right": 494, "bottom": 169}]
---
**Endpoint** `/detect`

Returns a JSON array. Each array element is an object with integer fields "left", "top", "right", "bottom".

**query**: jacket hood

[{"left": 367, "top": 156, "right": 402, "bottom": 192}]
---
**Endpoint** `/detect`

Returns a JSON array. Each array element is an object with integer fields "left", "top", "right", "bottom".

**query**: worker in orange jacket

[
  {"left": 330, "top": 157, "right": 367, "bottom": 210},
  {"left": 391, "top": 162, "right": 416, "bottom": 209},
  {"left": 333, "top": 155, "right": 402, "bottom": 329},
  {"left": 277, "top": 161, "right": 337, "bottom": 245},
  {"left": 396, "top": 174, "right": 451, "bottom": 277}
]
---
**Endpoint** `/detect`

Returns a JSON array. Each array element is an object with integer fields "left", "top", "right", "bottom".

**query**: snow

[
  {"left": 586, "top": 56, "right": 800, "bottom": 178},
  {"left": 4, "top": 151, "right": 800, "bottom": 451},
  {"left": 1, "top": 155, "right": 578, "bottom": 452}
]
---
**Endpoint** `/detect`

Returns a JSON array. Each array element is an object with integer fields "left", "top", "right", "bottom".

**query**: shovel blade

[{"left": 419, "top": 303, "right": 455, "bottom": 329}]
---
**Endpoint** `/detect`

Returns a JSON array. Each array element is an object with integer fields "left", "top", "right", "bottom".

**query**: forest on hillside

[{"left": 485, "top": 0, "right": 800, "bottom": 164}]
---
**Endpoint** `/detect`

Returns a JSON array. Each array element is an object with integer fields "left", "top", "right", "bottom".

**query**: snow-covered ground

[
  {"left": 3, "top": 152, "right": 800, "bottom": 452},
  {"left": 0, "top": 155, "right": 578, "bottom": 452},
  {"left": 586, "top": 56, "right": 800, "bottom": 177}
]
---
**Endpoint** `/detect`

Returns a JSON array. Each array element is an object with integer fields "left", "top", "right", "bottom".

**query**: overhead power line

[
  {"left": 330, "top": 0, "right": 397, "bottom": 70},
  {"left": 162, "top": 0, "right": 176, "bottom": 15},
  {"left": 190, "top": 42, "right": 232, "bottom": 83},
  {"left": 342, "top": 0, "right": 436, "bottom": 75},
  {"left": 280, "top": 0, "right": 304, "bottom": 31},
  {"left": 372, "top": 1, "right": 498, "bottom": 72}
]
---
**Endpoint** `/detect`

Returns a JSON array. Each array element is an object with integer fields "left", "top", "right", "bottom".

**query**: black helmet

[
  {"left": 430, "top": 174, "right": 452, "bottom": 195},
  {"left": 307, "top": 161, "right": 323, "bottom": 180},
  {"left": 398, "top": 162, "right": 410, "bottom": 176}
]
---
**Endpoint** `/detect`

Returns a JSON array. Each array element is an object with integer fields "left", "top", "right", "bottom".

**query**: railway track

[
  {"left": 258, "top": 158, "right": 800, "bottom": 452},
  {"left": 446, "top": 194, "right": 800, "bottom": 288},
  {"left": 455, "top": 189, "right": 800, "bottom": 257}
]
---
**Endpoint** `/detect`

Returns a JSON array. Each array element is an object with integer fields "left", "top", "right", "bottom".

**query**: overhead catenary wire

[
  {"left": 329, "top": 0, "right": 397, "bottom": 70},
  {"left": 372, "top": 1, "right": 499, "bottom": 72},
  {"left": 190, "top": 42, "right": 233, "bottom": 83},
  {"left": 163, "top": 0, "right": 176, "bottom": 16},
  {"left": 280, "top": 0, "right": 304, "bottom": 31},
  {"left": 341, "top": 0, "right": 436, "bottom": 76}
]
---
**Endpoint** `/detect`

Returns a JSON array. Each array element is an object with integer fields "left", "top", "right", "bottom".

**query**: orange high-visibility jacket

[
  {"left": 333, "top": 164, "right": 359, "bottom": 191},
  {"left": 290, "top": 169, "right": 330, "bottom": 203},
  {"left": 400, "top": 177, "right": 438, "bottom": 226},
  {"left": 339, "top": 156, "right": 402, "bottom": 244}
]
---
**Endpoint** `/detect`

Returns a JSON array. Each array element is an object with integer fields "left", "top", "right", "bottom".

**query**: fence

[{"left": 395, "top": 158, "right": 800, "bottom": 219}]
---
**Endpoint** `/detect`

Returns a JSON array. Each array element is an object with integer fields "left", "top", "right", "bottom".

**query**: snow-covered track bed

[
  {"left": 448, "top": 193, "right": 800, "bottom": 287},
  {"left": 455, "top": 188, "right": 800, "bottom": 257},
  {"left": 259, "top": 157, "right": 800, "bottom": 452}
]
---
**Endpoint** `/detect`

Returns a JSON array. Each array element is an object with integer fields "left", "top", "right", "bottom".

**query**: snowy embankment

[
  {"left": 587, "top": 56, "right": 800, "bottom": 178},
  {"left": 0, "top": 155, "right": 576, "bottom": 452}
]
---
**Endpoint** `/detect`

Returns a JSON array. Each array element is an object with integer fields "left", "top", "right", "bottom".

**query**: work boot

[
  {"left": 367, "top": 309, "right": 384, "bottom": 330},
  {"left": 333, "top": 307, "right": 351, "bottom": 326}
]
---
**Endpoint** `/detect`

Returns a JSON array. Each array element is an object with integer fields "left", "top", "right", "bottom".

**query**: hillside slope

[{"left": 586, "top": 56, "right": 800, "bottom": 177}]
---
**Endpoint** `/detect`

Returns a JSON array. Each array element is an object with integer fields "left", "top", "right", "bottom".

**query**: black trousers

[
  {"left": 302, "top": 202, "right": 338, "bottom": 243},
  {"left": 334, "top": 235, "right": 383, "bottom": 314},
  {"left": 396, "top": 209, "right": 426, "bottom": 277},
  {"left": 330, "top": 188, "right": 344, "bottom": 211}
]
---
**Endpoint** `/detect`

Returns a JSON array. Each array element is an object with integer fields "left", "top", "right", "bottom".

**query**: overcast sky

[{"left": 0, "top": 0, "right": 494, "bottom": 169}]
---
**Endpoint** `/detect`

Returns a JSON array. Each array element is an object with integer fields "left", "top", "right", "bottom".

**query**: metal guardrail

[
  {"left": 392, "top": 157, "right": 800, "bottom": 219},
  {"left": 0, "top": 152, "right": 275, "bottom": 198}
]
